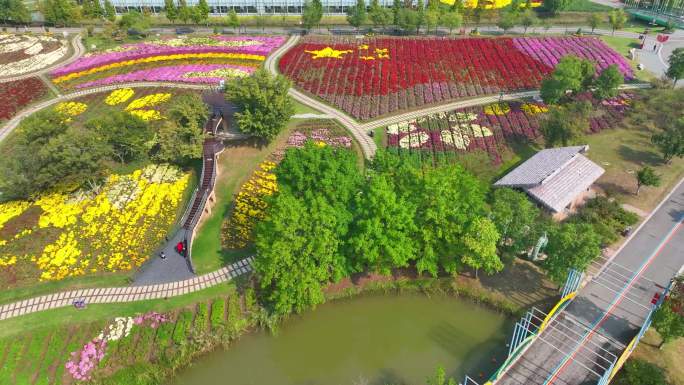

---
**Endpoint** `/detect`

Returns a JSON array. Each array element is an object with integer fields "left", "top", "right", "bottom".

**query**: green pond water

[{"left": 173, "top": 294, "right": 512, "bottom": 385}]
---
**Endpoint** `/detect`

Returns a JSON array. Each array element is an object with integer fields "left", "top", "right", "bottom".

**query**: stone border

[{"left": 0, "top": 257, "right": 254, "bottom": 321}]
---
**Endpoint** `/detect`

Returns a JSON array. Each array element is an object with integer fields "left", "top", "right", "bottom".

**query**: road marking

[{"left": 545, "top": 215, "right": 684, "bottom": 385}]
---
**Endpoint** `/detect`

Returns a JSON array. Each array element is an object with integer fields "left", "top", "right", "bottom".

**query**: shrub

[
  {"left": 194, "top": 303, "right": 208, "bottom": 333},
  {"left": 571, "top": 196, "right": 638, "bottom": 245},
  {"left": 614, "top": 359, "right": 668, "bottom": 385},
  {"left": 210, "top": 298, "right": 226, "bottom": 328},
  {"left": 172, "top": 310, "right": 193, "bottom": 345}
]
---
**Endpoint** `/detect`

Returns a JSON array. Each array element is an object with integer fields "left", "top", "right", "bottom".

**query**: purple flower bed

[
  {"left": 75, "top": 64, "right": 256, "bottom": 88},
  {"left": 287, "top": 128, "right": 352, "bottom": 148},
  {"left": 512, "top": 36, "right": 634, "bottom": 79},
  {"left": 52, "top": 36, "right": 285, "bottom": 77}
]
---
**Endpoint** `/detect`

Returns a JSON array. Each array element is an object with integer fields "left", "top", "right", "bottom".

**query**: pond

[{"left": 173, "top": 294, "right": 512, "bottom": 385}]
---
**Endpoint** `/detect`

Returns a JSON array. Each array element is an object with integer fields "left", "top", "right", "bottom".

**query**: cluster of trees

[
  {"left": 251, "top": 144, "right": 629, "bottom": 315},
  {"left": 225, "top": 69, "right": 294, "bottom": 141},
  {"left": 651, "top": 276, "right": 684, "bottom": 349},
  {"left": 0, "top": 94, "right": 205, "bottom": 200},
  {"left": 539, "top": 56, "right": 623, "bottom": 148},
  {"left": 0, "top": 0, "right": 30, "bottom": 24},
  {"left": 163, "top": 0, "right": 210, "bottom": 25}
]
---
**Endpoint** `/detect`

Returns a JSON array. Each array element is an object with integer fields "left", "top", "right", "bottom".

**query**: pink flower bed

[
  {"left": 75, "top": 64, "right": 256, "bottom": 88},
  {"left": 51, "top": 35, "right": 286, "bottom": 77},
  {"left": 512, "top": 36, "right": 634, "bottom": 79}
]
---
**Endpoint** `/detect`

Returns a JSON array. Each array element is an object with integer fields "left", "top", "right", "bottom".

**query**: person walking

[{"left": 160, "top": 251, "right": 166, "bottom": 260}]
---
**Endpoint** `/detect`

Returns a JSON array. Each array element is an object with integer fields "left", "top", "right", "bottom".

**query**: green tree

[
  {"left": 392, "top": 0, "right": 401, "bottom": 25},
  {"left": 178, "top": 0, "right": 191, "bottom": 23},
  {"left": 543, "top": 0, "right": 570, "bottom": 15},
  {"left": 440, "top": 10, "right": 462, "bottom": 34},
  {"left": 275, "top": 143, "right": 362, "bottom": 209},
  {"left": 346, "top": 0, "right": 367, "bottom": 30},
  {"left": 608, "top": 9, "right": 627, "bottom": 35},
  {"left": 635, "top": 166, "right": 661, "bottom": 195},
  {"left": 196, "top": 0, "right": 210, "bottom": 24},
  {"left": 587, "top": 12, "right": 601, "bottom": 33},
  {"left": 540, "top": 101, "right": 590, "bottom": 147},
  {"left": 164, "top": 0, "right": 178, "bottom": 23},
  {"left": 85, "top": 111, "right": 153, "bottom": 163},
  {"left": 369, "top": 0, "right": 392, "bottom": 30},
  {"left": 412, "top": 164, "right": 487, "bottom": 276},
  {"left": 543, "top": 223, "right": 601, "bottom": 283},
  {"left": 82, "top": 0, "right": 103, "bottom": 19},
  {"left": 615, "top": 360, "right": 669, "bottom": 385},
  {"left": 154, "top": 120, "right": 204, "bottom": 165},
  {"left": 593, "top": 65, "right": 624, "bottom": 100},
  {"left": 490, "top": 187, "right": 540, "bottom": 257},
  {"left": 397, "top": 8, "right": 419, "bottom": 33},
  {"left": 416, "top": 0, "right": 425, "bottom": 33},
  {"left": 540, "top": 55, "right": 595, "bottom": 104},
  {"left": 226, "top": 9, "right": 240, "bottom": 30},
  {"left": 118, "top": 9, "right": 150, "bottom": 31},
  {"left": 302, "top": 0, "right": 323, "bottom": 30},
  {"left": 652, "top": 122, "right": 684, "bottom": 163},
  {"left": 254, "top": 192, "right": 347, "bottom": 316},
  {"left": 519, "top": 8, "right": 537, "bottom": 34},
  {"left": 425, "top": 9, "right": 439, "bottom": 33},
  {"left": 347, "top": 174, "right": 417, "bottom": 274},
  {"left": 497, "top": 10, "right": 517, "bottom": 33},
  {"left": 103, "top": 0, "right": 115, "bottom": 22},
  {"left": 4, "top": 0, "right": 31, "bottom": 24},
  {"left": 461, "top": 216, "right": 502, "bottom": 278},
  {"left": 666, "top": 48, "right": 684, "bottom": 87},
  {"left": 40, "top": 0, "right": 79, "bottom": 26},
  {"left": 651, "top": 291, "right": 684, "bottom": 349},
  {"left": 224, "top": 69, "right": 294, "bottom": 141}
]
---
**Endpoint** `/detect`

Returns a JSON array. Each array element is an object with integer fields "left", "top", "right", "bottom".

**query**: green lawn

[
  {"left": 585, "top": 127, "right": 684, "bottom": 211},
  {"left": 292, "top": 99, "right": 322, "bottom": 115},
  {"left": 563, "top": 0, "right": 612, "bottom": 12},
  {"left": 630, "top": 329, "right": 684, "bottom": 385}
]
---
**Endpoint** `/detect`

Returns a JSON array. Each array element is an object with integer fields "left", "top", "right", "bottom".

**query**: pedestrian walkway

[{"left": 0, "top": 257, "right": 254, "bottom": 321}]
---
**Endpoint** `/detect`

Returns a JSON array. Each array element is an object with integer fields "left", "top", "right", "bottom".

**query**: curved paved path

[
  {"left": 0, "top": 33, "right": 85, "bottom": 83},
  {"left": 0, "top": 257, "right": 254, "bottom": 321}
]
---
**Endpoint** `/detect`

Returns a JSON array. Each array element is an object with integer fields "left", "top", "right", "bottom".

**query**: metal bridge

[{"left": 464, "top": 180, "right": 684, "bottom": 385}]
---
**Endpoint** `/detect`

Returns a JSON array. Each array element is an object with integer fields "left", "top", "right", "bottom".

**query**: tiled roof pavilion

[{"left": 494, "top": 145, "right": 605, "bottom": 213}]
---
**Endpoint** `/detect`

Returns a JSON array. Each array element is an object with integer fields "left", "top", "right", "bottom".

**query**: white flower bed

[
  {"left": 97, "top": 317, "right": 134, "bottom": 342},
  {"left": 0, "top": 33, "right": 68, "bottom": 77}
]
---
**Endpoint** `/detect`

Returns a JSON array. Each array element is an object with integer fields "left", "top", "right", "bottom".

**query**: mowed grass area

[
  {"left": 630, "top": 329, "right": 684, "bottom": 385},
  {"left": 584, "top": 127, "right": 684, "bottom": 211},
  {"left": 292, "top": 99, "right": 323, "bottom": 115},
  {"left": 563, "top": 0, "right": 612, "bottom": 12}
]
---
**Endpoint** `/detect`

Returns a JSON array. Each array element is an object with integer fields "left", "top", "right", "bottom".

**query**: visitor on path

[
  {"left": 654, "top": 44, "right": 658, "bottom": 51},
  {"left": 160, "top": 251, "right": 166, "bottom": 260},
  {"left": 176, "top": 242, "right": 184, "bottom": 256}
]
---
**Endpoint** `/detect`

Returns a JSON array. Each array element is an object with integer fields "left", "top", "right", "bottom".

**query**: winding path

[{"left": 0, "top": 33, "right": 85, "bottom": 83}]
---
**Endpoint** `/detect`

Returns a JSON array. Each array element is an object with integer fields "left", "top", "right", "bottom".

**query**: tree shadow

[
  {"left": 617, "top": 144, "right": 663, "bottom": 167},
  {"left": 596, "top": 181, "right": 633, "bottom": 197}
]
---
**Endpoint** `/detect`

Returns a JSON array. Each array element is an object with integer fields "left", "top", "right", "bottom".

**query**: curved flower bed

[
  {"left": 0, "top": 164, "right": 189, "bottom": 284},
  {"left": 75, "top": 64, "right": 255, "bottom": 88},
  {"left": 386, "top": 93, "right": 634, "bottom": 163},
  {"left": 0, "top": 78, "right": 48, "bottom": 121},
  {"left": 279, "top": 36, "right": 634, "bottom": 120},
  {"left": 0, "top": 33, "right": 68, "bottom": 77},
  {"left": 51, "top": 35, "right": 284, "bottom": 88}
]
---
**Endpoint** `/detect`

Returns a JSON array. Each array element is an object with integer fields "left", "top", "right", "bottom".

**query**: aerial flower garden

[
  {"left": 385, "top": 93, "right": 634, "bottom": 164},
  {"left": 0, "top": 164, "right": 189, "bottom": 284},
  {"left": 279, "top": 36, "right": 634, "bottom": 120},
  {"left": 0, "top": 33, "right": 69, "bottom": 78},
  {"left": 0, "top": 78, "right": 48, "bottom": 121},
  {"left": 51, "top": 35, "right": 286, "bottom": 90}
]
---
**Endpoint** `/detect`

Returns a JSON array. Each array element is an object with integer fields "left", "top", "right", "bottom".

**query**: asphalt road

[{"left": 496, "top": 178, "right": 684, "bottom": 385}]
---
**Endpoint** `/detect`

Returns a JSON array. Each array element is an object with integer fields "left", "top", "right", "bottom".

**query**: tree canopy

[
  {"left": 302, "top": 0, "right": 323, "bottom": 30},
  {"left": 667, "top": 48, "right": 684, "bottom": 87},
  {"left": 40, "top": 0, "right": 80, "bottom": 26},
  {"left": 85, "top": 111, "right": 153, "bottom": 164},
  {"left": 543, "top": 223, "right": 601, "bottom": 283},
  {"left": 540, "top": 55, "right": 595, "bottom": 105},
  {"left": 0, "top": 0, "right": 30, "bottom": 24},
  {"left": 636, "top": 166, "right": 661, "bottom": 195},
  {"left": 652, "top": 120, "right": 684, "bottom": 163},
  {"left": 540, "top": 101, "right": 591, "bottom": 147},
  {"left": 346, "top": 0, "right": 367, "bottom": 30},
  {"left": 593, "top": 65, "right": 624, "bottom": 100},
  {"left": 490, "top": 187, "right": 540, "bottom": 258},
  {"left": 225, "top": 69, "right": 294, "bottom": 141}
]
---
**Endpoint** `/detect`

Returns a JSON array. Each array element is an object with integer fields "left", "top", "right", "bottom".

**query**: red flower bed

[
  {"left": 279, "top": 36, "right": 632, "bottom": 121},
  {"left": 385, "top": 93, "right": 633, "bottom": 164},
  {"left": 0, "top": 78, "right": 48, "bottom": 121}
]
